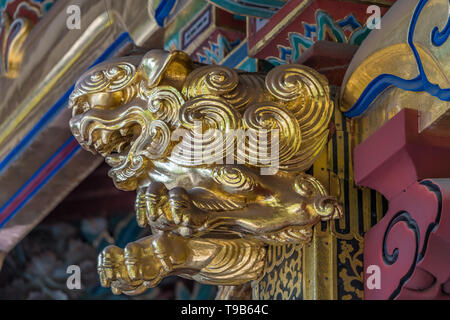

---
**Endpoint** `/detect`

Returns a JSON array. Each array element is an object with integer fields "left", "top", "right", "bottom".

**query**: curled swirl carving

[
  {"left": 294, "top": 173, "right": 327, "bottom": 198},
  {"left": 313, "top": 196, "right": 343, "bottom": 221},
  {"left": 238, "top": 102, "right": 301, "bottom": 166},
  {"left": 294, "top": 173, "right": 342, "bottom": 221},
  {"left": 183, "top": 65, "right": 268, "bottom": 109},
  {"left": 142, "top": 85, "right": 184, "bottom": 126},
  {"left": 169, "top": 95, "right": 242, "bottom": 166},
  {"left": 75, "top": 62, "right": 137, "bottom": 95},
  {"left": 266, "top": 64, "right": 332, "bottom": 141},
  {"left": 221, "top": 73, "right": 268, "bottom": 109},
  {"left": 212, "top": 166, "right": 256, "bottom": 192},
  {"left": 69, "top": 61, "right": 141, "bottom": 116},
  {"left": 183, "top": 65, "right": 239, "bottom": 97},
  {"left": 142, "top": 119, "right": 172, "bottom": 160}
]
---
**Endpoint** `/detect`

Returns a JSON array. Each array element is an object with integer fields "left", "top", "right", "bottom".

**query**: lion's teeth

[
  {"left": 116, "top": 141, "right": 130, "bottom": 153},
  {"left": 101, "top": 131, "right": 113, "bottom": 144},
  {"left": 105, "top": 154, "right": 125, "bottom": 167},
  {"left": 116, "top": 141, "right": 124, "bottom": 153},
  {"left": 120, "top": 128, "right": 128, "bottom": 136}
]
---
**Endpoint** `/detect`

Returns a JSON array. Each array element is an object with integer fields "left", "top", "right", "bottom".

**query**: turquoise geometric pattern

[
  {"left": 197, "top": 34, "right": 241, "bottom": 64},
  {"left": 267, "top": 10, "right": 372, "bottom": 66}
]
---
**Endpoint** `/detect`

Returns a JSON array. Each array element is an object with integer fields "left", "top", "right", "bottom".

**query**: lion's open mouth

[
  {"left": 70, "top": 103, "right": 146, "bottom": 161},
  {"left": 96, "top": 128, "right": 131, "bottom": 154},
  {"left": 85, "top": 119, "right": 146, "bottom": 189},
  {"left": 89, "top": 122, "right": 146, "bottom": 181},
  {"left": 69, "top": 106, "right": 149, "bottom": 190},
  {"left": 70, "top": 104, "right": 172, "bottom": 190},
  {"left": 86, "top": 122, "right": 140, "bottom": 164},
  {"left": 91, "top": 125, "right": 140, "bottom": 168}
]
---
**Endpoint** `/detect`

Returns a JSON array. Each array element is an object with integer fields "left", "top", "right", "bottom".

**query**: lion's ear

[{"left": 140, "top": 50, "right": 193, "bottom": 91}]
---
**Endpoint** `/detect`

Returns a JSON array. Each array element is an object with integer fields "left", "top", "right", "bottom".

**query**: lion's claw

[
  {"left": 135, "top": 182, "right": 169, "bottom": 227},
  {"left": 97, "top": 238, "right": 168, "bottom": 293},
  {"left": 97, "top": 245, "right": 145, "bottom": 294},
  {"left": 135, "top": 182, "right": 210, "bottom": 235}
]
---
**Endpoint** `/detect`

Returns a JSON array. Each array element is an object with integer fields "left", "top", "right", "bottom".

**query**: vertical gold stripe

[
  {"left": 346, "top": 118, "right": 355, "bottom": 182},
  {"left": 303, "top": 229, "right": 335, "bottom": 299},
  {"left": 336, "top": 130, "right": 346, "bottom": 232},
  {"left": 349, "top": 180, "right": 361, "bottom": 240},
  {"left": 330, "top": 232, "right": 337, "bottom": 300},
  {"left": 363, "top": 188, "right": 372, "bottom": 233},
  {"left": 347, "top": 115, "right": 363, "bottom": 240},
  {"left": 376, "top": 191, "right": 384, "bottom": 223},
  {"left": 313, "top": 143, "right": 329, "bottom": 196},
  {"left": 335, "top": 120, "right": 346, "bottom": 180}
]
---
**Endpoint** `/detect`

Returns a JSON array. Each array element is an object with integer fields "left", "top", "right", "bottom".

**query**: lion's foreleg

[{"left": 97, "top": 232, "right": 266, "bottom": 295}]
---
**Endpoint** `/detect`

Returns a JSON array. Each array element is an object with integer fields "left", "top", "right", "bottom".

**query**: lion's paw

[{"left": 136, "top": 183, "right": 210, "bottom": 236}]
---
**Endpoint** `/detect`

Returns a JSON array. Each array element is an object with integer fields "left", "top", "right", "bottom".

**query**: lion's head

[{"left": 69, "top": 50, "right": 195, "bottom": 191}]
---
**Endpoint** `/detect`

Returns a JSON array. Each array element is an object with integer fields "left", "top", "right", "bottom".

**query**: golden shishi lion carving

[{"left": 68, "top": 49, "right": 343, "bottom": 297}]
